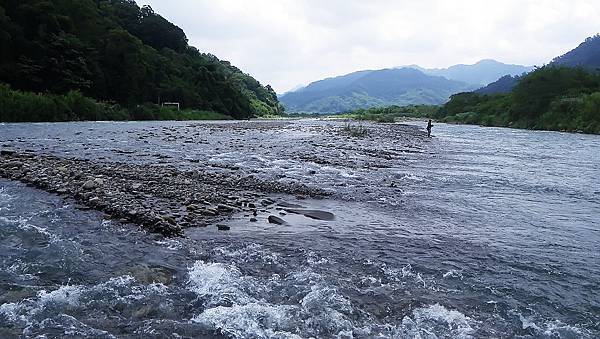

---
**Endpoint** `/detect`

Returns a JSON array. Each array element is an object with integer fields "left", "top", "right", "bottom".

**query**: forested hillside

[
  {"left": 0, "top": 0, "right": 282, "bottom": 121},
  {"left": 552, "top": 34, "right": 600, "bottom": 70},
  {"left": 439, "top": 66, "right": 600, "bottom": 133}
]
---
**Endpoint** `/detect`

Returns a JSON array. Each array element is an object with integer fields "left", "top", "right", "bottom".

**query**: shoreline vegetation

[{"left": 0, "top": 84, "right": 233, "bottom": 122}]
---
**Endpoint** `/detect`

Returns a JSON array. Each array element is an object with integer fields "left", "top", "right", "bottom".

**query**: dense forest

[{"left": 0, "top": 0, "right": 283, "bottom": 122}]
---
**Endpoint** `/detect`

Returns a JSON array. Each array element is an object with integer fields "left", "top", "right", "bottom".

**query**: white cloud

[{"left": 141, "top": 0, "right": 600, "bottom": 93}]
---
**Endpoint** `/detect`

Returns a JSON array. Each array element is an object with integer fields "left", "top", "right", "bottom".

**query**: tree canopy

[
  {"left": 439, "top": 66, "right": 600, "bottom": 134},
  {"left": 0, "top": 0, "right": 283, "bottom": 119}
]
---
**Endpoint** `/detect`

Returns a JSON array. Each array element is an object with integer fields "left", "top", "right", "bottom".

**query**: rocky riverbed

[
  {"left": 0, "top": 150, "right": 327, "bottom": 236},
  {"left": 0, "top": 119, "right": 598, "bottom": 338}
]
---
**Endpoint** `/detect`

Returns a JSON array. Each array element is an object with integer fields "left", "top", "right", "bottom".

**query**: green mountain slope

[
  {"left": 280, "top": 68, "right": 473, "bottom": 113},
  {"left": 551, "top": 34, "right": 600, "bottom": 70},
  {"left": 0, "top": 0, "right": 282, "bottom": 120}
]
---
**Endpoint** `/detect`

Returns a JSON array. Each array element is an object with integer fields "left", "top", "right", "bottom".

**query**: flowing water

[{"left": 0, "top": 120, "right": 598, "bottom": 338}]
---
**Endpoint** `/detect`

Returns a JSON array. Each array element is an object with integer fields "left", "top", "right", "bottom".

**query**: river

[{"left": 0, "top": 120, "right": 598, "bottom": 338}]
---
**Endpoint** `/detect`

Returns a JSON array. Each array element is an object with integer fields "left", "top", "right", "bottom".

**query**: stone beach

[{"left": 0, "top": 150, "right": 327, "bottom": 236}]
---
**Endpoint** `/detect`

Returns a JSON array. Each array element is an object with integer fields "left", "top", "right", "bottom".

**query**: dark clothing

[{"left": 426, "top": 120, "right": 433, "bottom": 137}]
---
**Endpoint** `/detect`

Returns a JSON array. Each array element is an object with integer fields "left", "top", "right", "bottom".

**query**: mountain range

[
  {"left": 280, "top": 60, "right": 533, "bottom": 113},
  {"left": 407, "top": 59, "right": 533, "bottom": 86}
]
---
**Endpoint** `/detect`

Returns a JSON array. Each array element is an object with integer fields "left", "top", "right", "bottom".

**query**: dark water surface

[{"left": 0, "top": 120, "right": 598, "bottom": 338}]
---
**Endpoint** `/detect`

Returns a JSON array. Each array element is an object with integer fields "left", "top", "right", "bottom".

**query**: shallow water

[{"left": 0, "top": 120, "right": 599, "bottom": 338}]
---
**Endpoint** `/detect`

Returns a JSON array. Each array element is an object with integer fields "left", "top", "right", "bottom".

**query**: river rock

[
  {"left": 0, "top": 150, "right": 15, "bottom": 156},
  {"left": 82, "top": 180, "right": 97, "bottom": 190},
  {"left": 217, "top": 224, "right": 230, "bottom": 231},
  {"left": 285, "top": 209, "right": 335, "bottom": 221},
  {"left": 268, "top": 215, "right": 287, "bottom": 225}
]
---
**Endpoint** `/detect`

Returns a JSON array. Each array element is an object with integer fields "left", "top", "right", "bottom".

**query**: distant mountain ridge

[
  {"left": 408, "top": 59, "right": 534, "bottom": 86},
  {"left": 280, "top": 68, "right": 474, "bottom": 113},
  {"left": 280, "top": 59, "right": 531, "bottom": 113}
]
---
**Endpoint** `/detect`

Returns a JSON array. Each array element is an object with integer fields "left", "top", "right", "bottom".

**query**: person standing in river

[{"left": 426, "top": 119, "right": 433, "bottom": 137}]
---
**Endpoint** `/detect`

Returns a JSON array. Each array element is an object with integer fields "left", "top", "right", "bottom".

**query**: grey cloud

[{"left": 142, "top": 0, "right": 600, "bottom": 93}]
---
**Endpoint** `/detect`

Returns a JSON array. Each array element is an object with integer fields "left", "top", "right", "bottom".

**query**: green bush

[{"left": 0, "top": 84, "right": 231, "bottom": 122}]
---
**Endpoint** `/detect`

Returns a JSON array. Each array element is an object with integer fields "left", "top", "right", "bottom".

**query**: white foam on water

[
  {"left": 0, "top": 302, "right": 26, "bottom": 323},
  {"left": 306, "top": 250, "right": 330, "bottom": 266},
  {"left": 380, "top": 263, "right": 435, "bottom": 289},
  {"left": 442, "top": 269, "right": 463, "bottom": 279},
  {"left": 516, "top": 313, "right": 590, "bottom": 338},
  {"left": 36, "top": 284, "right": 83, "bottom": 309},
  {"left": 6, "top": 259, "right": 38, "bottom": 281},
  {"left": 542, "top": 319, "right": 588, "bottom": 337},
  {"left": 0, "top": 215, "right": 60, "bottom": 242},
  {"left": 397, "top": 173, "right": 424, "bottom": 182},
  {"left": 187, "top": 261, "right": 254, "bottom": 306},
  {"left": 154, "top": 239, "right": 183, "bottom": 250},
  {"left": 0, "top": 186, "right": 12, "bottom": 204},
  {"left": 320, "top": 165, "right": 360, "bottom": 179},
  {"left": 0, "top": 275, "right": 170, "bottom": 336},
  {"left": 395, "top": 304, "right": 476, "bottom": 339},
  {"left": 519, "top": 313, "right": 541, "bottom": 331},
  {"left": 214, "top": 243, "right": 281, "bottom": 266},
  {"left": 193, "top": 303, "right": 300, "bottom": 339},
  {"left": 23, "top": 314, "right": 117, "bottom": 338},
  {"left": 187, "top": 254, "right": 363, "bottom": 338}
]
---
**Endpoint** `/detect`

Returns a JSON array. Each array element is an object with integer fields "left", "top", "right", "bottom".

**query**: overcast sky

[{"left": 141, "top": 0, "right": 599, "bottom": 93}]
